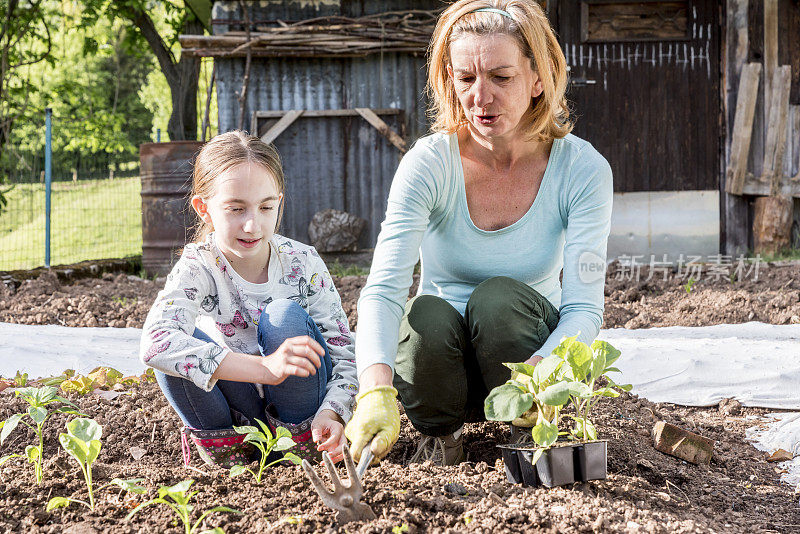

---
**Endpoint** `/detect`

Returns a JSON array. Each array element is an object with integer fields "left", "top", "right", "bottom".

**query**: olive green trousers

[{"left": 393, "top": 276, "right": 559, "bottom": 436}]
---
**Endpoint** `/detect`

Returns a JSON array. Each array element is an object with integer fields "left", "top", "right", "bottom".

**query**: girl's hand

[
  {"left": 311, "top": 409, "right": 346, "bottom": 463},
  {"left": 262, "top": 335, "right": 324, "bottom": 385}
]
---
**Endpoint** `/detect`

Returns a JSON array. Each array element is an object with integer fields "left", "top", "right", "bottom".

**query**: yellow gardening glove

[
  {"left": 509, "top": 371, "right": 554, "bottom": 427},
  {"left": 344, "top": 385, "right": 401, "bottom": 464}
]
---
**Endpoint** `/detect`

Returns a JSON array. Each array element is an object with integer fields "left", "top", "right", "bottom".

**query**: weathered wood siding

[{"left": 553, "top": 0, "right": 721, "bottom": 193}]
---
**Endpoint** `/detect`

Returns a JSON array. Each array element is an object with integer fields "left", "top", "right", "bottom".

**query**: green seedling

[
  {"left": 46, "top": 418, "right": 146, "bottom": 511},
  {"left": 14, "top": 370, "right": 29, "bottom": 387},
  {"left": 39, "top": 369, "right": 77, "bottom": 388},
  {"left": 683, "top": 277, "right": 697, "bottom": 294},
  {"left": 0, "top": 386, "right": 83, "bottom": 484},
  {"left": 229, "top": 418, "right": 300, "bottom": 483},
  {"left": 392, "top": 524, "right": 409, "bottom": 534},
  {"left": 552, "top": 337, "right": 632, "bottom": 442},
  {"left": 126, "top": 479, "right": 240, "bottom": 534},
  {"left": 484, "top": 352, "right": 575, "bottom": 464}
]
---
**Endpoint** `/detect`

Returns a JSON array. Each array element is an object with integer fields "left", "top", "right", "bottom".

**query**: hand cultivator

[{"left": 302, "top": 445, "right": 376, "bottom": 524}]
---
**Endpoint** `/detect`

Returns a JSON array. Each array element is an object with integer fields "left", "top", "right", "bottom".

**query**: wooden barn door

[{"left": 552, "top": 1, "right": 721, "bottom": 192}]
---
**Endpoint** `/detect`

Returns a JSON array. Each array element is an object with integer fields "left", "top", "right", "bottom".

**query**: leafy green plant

[
  {"left": 683, "top": 277, "right": 697, "bottom": 294},
  {"left": 229, "top": 418, "right": 300, "bottom": 483},
  {"left": 552, "top": 337, "right": 632, "bottom": 442},
  {"left": 126, "top": 479, "right": 240, "bottom": 534},
  {"left": 14, "top": 370, "right": 29, "bottom": 387},
  {"left": 484, "top": 354, "right": 576, "bottom": 463},
  {"left": 485, "top": 336, "right": 631, "bottom": 463},
  {"left": 0, "top": 386, "right": 83, "bottom": 484},
  {"left": 46, "top": 418, "right": 146, "bottom": 511}
]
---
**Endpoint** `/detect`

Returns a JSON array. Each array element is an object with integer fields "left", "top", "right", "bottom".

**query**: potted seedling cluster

[{"left": 485, "top": 336, "right": 631, "bottom": 487}]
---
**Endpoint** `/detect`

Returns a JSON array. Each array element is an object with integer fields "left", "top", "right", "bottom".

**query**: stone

[
  {"left": 718, "top": 398, "right": 742, "bottom": 416},
  {"left": 308, "top": 209, "right": 367, "bottom": 252},
  {"left": 652, "top": 421, "right": 714, "bottom": 465}
]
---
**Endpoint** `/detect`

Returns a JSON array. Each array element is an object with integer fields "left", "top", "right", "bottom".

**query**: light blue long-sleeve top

[{"left": 355, "top": 131, "right": 613, "bottom": 377}]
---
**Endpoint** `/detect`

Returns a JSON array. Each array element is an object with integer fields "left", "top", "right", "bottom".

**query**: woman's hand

[
  {"left": 312, "top": 409, "right": 346, "bottom": 462},
  {"left": 345, "top": 384, "right": 401, "bottom": 464},
  {"left": 262, "top": 335, "right": 324, "bottom": 385}
]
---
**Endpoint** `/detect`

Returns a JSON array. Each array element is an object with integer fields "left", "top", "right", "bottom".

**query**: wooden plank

[
  {"left": 354, "top": 108, "right": 408, "bottom": 153},
  {"left": 761, "top": 66, "right": 792, "bottom": 195},
  {"left": 722, "top": 0, "right": 752, "bottom": 256},
  {"left": 791, "top": 1, "right": 800, "bottom": 104},
  {"left": 584, "top": 1, "right": 688, "bottom": 42},
  {"left": 792, "top": 104, "right": 800, "bottom": 183},
  {"left": 764, "top": 0, "right": 778, "bottom": 117},
  {"left": 726, "top": 63, "right": 762, "bottom": 195},
  {"left": 254, "top": 109, "right": 401, "bottom": 119},
  {"left": 260, "top": 109, "right": 304, "bottom": 145}
]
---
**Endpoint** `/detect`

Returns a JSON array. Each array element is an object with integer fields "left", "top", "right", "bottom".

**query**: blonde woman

[{"left": 345, "top": 0, "right": 613, "bottom": 466}]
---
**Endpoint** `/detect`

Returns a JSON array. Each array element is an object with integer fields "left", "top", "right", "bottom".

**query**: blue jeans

[{"left": 155, "top": 299, "right": 332, "bottom": 430}]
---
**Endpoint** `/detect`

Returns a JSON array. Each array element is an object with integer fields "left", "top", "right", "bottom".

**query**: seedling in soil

[
  {"left": 46, "top": 418, "right": 146, "bottom": 511},
  {"left": 0, "top": 386, "right": 83, "bottom": 484},
  {"left": 552, "top": 337, "right": 632, "bottom": 442},
  {"left": 126, "top": 479, "right": 240, "bottom": 534},
  {"left": 683, "top": 277, "right": 697, "bottom": 294},
  {"left": 229, "top": 418, "right": 300, "bottom": 483},
  {"left": 14, "top": 370, "right": 29, "bottom": 387}
]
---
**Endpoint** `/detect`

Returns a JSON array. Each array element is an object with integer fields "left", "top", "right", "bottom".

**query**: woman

[{"left": 345, "top": 0, "right": 613, "bottom": 466}]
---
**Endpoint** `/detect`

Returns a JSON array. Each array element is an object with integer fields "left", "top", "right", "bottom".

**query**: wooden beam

[
  {"left": 726, "top": 62, "right": 761, "bottom": 195},
  {"left": 253, "top": 109, "right": 401, "bottom": 119},
  {"left": 260, "top": 110, "right": 304, "bottom": 145},
  {"left": 764, "top": 0, "right": 778, "bottom": 117},
  {"left": 354, "top": 108, "right": 407, "bottom": 153},
  {"left": 762, "top": 66, "right": 792, "bottom": 196}
]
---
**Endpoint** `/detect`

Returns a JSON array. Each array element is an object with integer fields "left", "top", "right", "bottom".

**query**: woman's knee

[
  {"left": 398, "top": 295, "right": 467, "bottom": 366},
  {"left": 466, "top": 276, "right": 554, "bottom": 330}
]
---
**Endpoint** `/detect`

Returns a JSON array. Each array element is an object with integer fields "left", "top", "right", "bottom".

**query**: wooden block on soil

[{"left": 651, "top": 421, "right": 714, "bottom": 465}]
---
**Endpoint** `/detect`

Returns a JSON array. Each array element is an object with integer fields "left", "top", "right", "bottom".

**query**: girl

[{"left": 140, "top": 131, "right": 358, "bottom": 468}]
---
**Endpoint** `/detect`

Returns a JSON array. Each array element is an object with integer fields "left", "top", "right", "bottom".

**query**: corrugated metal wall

[{"left": 213, "top": 0, "right": 437, "bottom": 248}]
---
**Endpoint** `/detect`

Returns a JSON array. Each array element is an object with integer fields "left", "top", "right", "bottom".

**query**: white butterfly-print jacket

[{"left": 139, "top": 233, "right": 359, "bottom": 423}]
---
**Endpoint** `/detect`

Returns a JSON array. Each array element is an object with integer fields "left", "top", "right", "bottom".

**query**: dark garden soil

[{"left": 1, "top": 261, "right": 800, "bottom": 532}]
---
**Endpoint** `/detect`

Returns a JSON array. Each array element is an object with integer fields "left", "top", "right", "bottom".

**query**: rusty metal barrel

[{"left": 139, "top": 141, "right": 204, "bottom": 277}]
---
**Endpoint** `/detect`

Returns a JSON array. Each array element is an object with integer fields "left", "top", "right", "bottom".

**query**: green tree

[
  {"left": 0, "top": 0, "right": 60, "bottom": 209},
  {"left": 10, "top": 11, "right": 155, "bottom": 173},
  {"left": 80, "top": 0, "right": 204, "bottom": 141}
]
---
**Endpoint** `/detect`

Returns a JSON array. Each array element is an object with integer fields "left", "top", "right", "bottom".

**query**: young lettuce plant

[
  {"left": 485, "top": 355, "right": 580, "bottom": 464},
  {"left": 230, "top": 418, "right": 301, "bottom": 483},
  {"left": 552, "top": 336, "right": 632, "bottom": 442},
  {"left": 126, "top": 479, "right": 240, "bottom": 534},
  {"left": 0, "top": 386, "right": 83, "bottom": 484},
  {"left": 46, "top": 418, "right": 146, "bottom": 512}
]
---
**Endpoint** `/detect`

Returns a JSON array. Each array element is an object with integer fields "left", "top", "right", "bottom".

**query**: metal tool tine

[{"left": 322, "top": 450, "right": 345, "bottom": 492}]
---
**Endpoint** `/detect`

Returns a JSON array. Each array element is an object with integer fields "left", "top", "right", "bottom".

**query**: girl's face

[
  {"left": 447, "top": 33, "right": 543, "bottom": 142},
  {"left": 191, "top": 162, "right": 283, "bottom": 274}
]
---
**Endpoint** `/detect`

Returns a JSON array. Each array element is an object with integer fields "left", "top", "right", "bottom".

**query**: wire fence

[{"left": 0, "top": 153, "right": 142, "bottom": 271}]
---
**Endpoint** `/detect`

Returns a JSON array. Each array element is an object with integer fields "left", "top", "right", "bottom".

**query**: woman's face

[{"left": 447, "top": 33, "right": 543, "bottom": 142}]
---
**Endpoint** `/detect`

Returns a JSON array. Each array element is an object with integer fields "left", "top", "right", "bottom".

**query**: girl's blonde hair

[
  {"left": 191, "top": 130, "right": 285, "bottom": 243},
  {"left": 427, "top": 0, "right": 572, "bottom": 142}
]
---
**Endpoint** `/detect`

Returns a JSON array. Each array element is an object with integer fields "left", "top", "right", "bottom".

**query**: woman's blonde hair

[
  {"left": 191, "top": 130, "right": 285, "bottom": 243},
  {"left": 427, "top": 0, "right": 572, "bottom": 142}
]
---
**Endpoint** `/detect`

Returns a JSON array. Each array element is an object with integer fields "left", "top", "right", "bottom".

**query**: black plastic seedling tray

[{"left": 497, "top": 440, "right": 607, "bottom": 488}]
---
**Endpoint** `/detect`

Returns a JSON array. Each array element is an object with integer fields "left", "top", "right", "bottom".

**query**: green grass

[
  {"left": 757, "top": 248, "right": 800, "bottom": 262},
  {"left": 327, "top": 260, "right": 370, "bottom": 277},
  {"left": 0, "top": 177, "right": 142, "bottom": 271}
]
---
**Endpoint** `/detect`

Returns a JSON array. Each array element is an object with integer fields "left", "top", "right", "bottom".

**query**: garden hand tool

[{"left": 302, "top": 444, "right": 376, "bottom": 524}]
